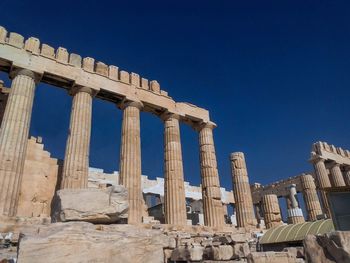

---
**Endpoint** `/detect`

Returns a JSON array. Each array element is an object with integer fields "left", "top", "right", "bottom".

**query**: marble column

[
  {"left": 329, "top": 162, "right": 346, "bottom": 187},
  {"left": 0, "top": 69, "right": 37, "bottom": 216},
  {"left": 300, "top": 174, "right": 323, "bottom": 221},
  {"left": 119, "top": 101, "right": 143, "bottom": 224},
  {"left": 198, "top": 122, "right": 224, "bottom": 227},
  {"left": 163, "top": 114, "right": 187, "bottom": 225},
  {"left": 286, "top": 184, "right": 305, "bottom": 224},
  {"left": 61, "top": 87, "right": 93, "bottom": 189},
  {"left": 344, "top": 167, "right": 350, "bottom": 186},
  {"left": 312, "top": 158, "right": 331, "bottom": 217},
  {"left": 262, "top": 194, "right": 282, "bottom": 229},
  {"left": 230, "top": 152, "right": 255, "bottom": 228}
]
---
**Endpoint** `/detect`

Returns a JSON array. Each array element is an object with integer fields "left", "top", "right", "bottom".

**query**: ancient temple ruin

[{"left": 0, "top": 25, "right": 349, "bottom": 263}]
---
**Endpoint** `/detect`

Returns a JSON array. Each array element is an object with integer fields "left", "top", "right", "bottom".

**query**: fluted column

[
  {"left": 344, "top": 167, "right": 350, "bottom": 186},
  {"left": 262, "top": 194, "right": 283, "bottom": 229},
  {"left": 312, "top": 158, "right": 331, "bottom": 217},
  {"left": 329, "top": 162, "right": 346, "bottom": 187},
  {"left": 286, "top": 184, "right": 305, "bottom": 224},
  {"left": 230, "top": 152, "right": 255, "bottom": 228},
  {"left": 0, "top": 69, "right": 37, "bottom": 216},
  {"left": 163, "top": 114, "right": 187, "bottom": 225},
  {"left": 198, "top": 122, "right": 224, "bottom": 227},
  {"left": 61, "top": 87, "right": 93, "bottom": 189},
  {"left": 300, "top": 174, "right": 322, "bottom": 221},
  {"left": 119, "top": 101, "right": 143, "bottom": 224}
]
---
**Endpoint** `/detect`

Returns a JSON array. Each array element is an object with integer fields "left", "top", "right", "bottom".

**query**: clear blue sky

[{"left": 1, "top": 0, "right": 349, "bottom": 193}]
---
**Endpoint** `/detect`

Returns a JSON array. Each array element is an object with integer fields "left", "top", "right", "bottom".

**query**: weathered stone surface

[
  {"left": 212, "top": 245, "right": 234, "bottom": 260},
  {"left": 56, "top": 186, "right": 128, "bottom": 223},
  {"left": 0, "top": 70, "right": 36, "bottom": 217},
  {"left": 163, "top": 114, "right": 187, "bottom": 225},
  {"left": 198, "top": 122, "right": 224, "bottom": 227},
  {"left": 119, "top": 101, "right": 143, "bottom": 224},
  {"left": 24, "top": 37, "right": 40, "bottom": 53},
  {"left": 61, "top": 87, "right": 93, "bottom": 189},
  {"left": 17, "top": 137, "right": 59, "bottom": 217},
  {"left": 304, "top": 231, "right": 350, "bottom": 263},
  {"left": 247, "top": 251, "right": 297, "bottom": 263},
  {"left": 56, "top": 47, "right": 69, "bottom": 63},
  {"left": 17, "top": 222, "right": 170, "bottom": 263}
]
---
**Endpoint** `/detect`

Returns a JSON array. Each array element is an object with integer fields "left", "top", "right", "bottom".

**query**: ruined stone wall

[{"left": 17, "top": 137, "right": 59, "bottom": 217}]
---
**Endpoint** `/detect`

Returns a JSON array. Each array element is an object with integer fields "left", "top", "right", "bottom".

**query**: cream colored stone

[
  {"left": 69, "top": 53, "right": 82, "bottom": 67},
  {"left": 329, "top": 162, "right": 346, "bottom": 187},
  {"left": 198, "top": 122, "right": 224, "bottom": 227},
  {"left": 108, "top": 65, "right": 119, "bottom": 80},
  {"left": 212, "top": 245, "right": 234, "bottom": 260},
  {"left": 300, "top": 174, "right": 322, "bottom": 221},
  {"left": 57, "top": 186, "right": 128, "bottom": 223},
  {"left": 230, "top": 152, "right": 256, "bottom": 228},
  {"left": 163, "top": 114, "right": 187, "bottom": 225},
  {"left": 61, "top": 87, "right": 93, "bottom": 189},
  {"left": 0, "top": 69, "right": 36, "bottom": 216},
  {"left": 55, "top": 47, "right": 69, "bottom": 63},
  {"left": 24, "top": 37, "right": 40, "bottom": 53},
  {"left": 119, "top": 101, "right": 143, "bottom": 224},
  {"left": 160, "top": 90, "right": 168, "bottom": 96},
  {"left": 0, "top": 39, "right": 212, "bottom": 124},
  {"left": 247, "top": 252, "right": 297, "bottom": 263},
  {"left": 8, "top": 32, "right": 24, "bottom": 48},
  {"left": 119, "top": 70, "right": 130, "bottom": 83},
  {"left": 17, "top": 137, "right": 58, "bottom": 217},
  {"left": 40, "top": 44, "right": 55, "bottom": 58},
  {"left": 262, "top": 194, "right": 283, "bottom": 229},
  {"left": 0, "top": 26, "right": 7, "bottom": 42},
  {"left": 17, "top": 222, "right": 170, "bottom": 263},
  {"left": 83, "top": 57, "right": 94, "bottom": 71},
  {"left": 141, "top": 78, "right": 149, "bottom": 90},
  {"left": 130, "top": 72, "right": 140, "bottom": 86},
  {"left": 150, "top": 80, "right": 160, "bottom": 93},
  {"left": 95, "top": 61, "right": 108, "bottom": 76},
  {"left": 312, "top": 158, "right": 331, "bottom": 217}
]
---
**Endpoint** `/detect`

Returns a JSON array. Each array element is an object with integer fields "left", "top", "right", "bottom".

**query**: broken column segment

[{"left": 230, "top": 152, "right": 256, "bottom": 228}]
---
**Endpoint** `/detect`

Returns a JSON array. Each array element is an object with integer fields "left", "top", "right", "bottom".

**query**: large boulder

[
  {"left": 56, "top": 186, "right": 128, "bottom": 223},
  {"left": 304, "top": 231, "right": 350, "bottom": 263},
  {"left": 17, "top": 222, "right": 171, "bottom": 263}
]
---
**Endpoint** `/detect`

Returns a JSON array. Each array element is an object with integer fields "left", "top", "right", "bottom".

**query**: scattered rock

[
  {"left": 304, "top": 231, "right": 350, "bottom": 263},
  {"left": 56, "top": 186, "right": 128, "bottom": 223}
]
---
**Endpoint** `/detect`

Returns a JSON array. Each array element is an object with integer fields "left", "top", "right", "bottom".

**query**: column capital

[
  {"left": 10, "top": 69, "right": 41, "bottom": 83},
  {"left": 194, "top": 121, "right": 217, "bottom": 132},
  {"left": 118, "top": 99, "right": 143, "bottom": 110},
  {"left": 309, "top": 155, "right": 326, "bottom": 164},
  {"left": 69, "top": 86, "right": 97, "bottom": 97},
  {"left": 160, "top": 111, "right": 180, "bottom": 121}
]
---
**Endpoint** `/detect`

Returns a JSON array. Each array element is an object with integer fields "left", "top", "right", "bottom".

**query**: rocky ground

[{"left": 1, "top": 218, "right": 350, "bottom": 262}]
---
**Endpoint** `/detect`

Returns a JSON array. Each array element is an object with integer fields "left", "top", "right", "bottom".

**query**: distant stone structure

[
  {"left": 0, "top": 24, "right": 349, "bottom": 263},
  {"left": 0, "top": 25, "right": 224, "bottom": 226},
  {"left": 309, "top": 141, "right": 350, "bottom": 217}
]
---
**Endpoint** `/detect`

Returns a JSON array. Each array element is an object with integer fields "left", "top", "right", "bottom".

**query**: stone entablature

[
  {"left": 310, "top": 141, "right": 350, "bottom": 166},
  {"left": 251, "top": 174, "right": 305, "bottom": 204},
  {"left": 87, "top": 168, "right": 235, "bottom": 205},
  {"left": 0, "top": 26, "right": 210, "bottom": 125}
]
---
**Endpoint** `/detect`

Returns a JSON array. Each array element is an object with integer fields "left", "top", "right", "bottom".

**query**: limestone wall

[{"left": 17, "top": 137, "right": 59, "bottom": 217}]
